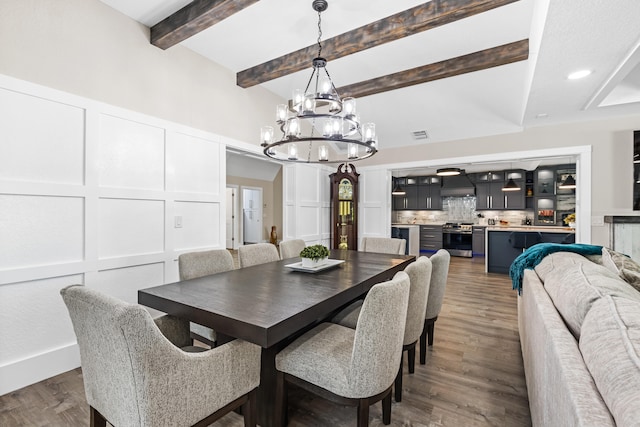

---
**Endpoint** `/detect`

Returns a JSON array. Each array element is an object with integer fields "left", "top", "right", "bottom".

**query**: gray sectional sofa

[{"left": 518, "top": 250, "right": 640, "bottom": 426}]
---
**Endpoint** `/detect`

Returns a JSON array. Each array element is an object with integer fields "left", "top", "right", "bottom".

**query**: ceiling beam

[
  {"left": 337, "top": 39, "right": 529, "bottom": 99},
  {"left": 151, "top": 0, "right": 260, "bottom": 50},
  {"left": 236, "top": 0, "right": 520, "bottom": 88}
]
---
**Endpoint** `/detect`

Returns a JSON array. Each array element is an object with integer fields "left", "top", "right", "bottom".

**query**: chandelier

[{"left": 260, "top": 0, "right": 377, "bottom": 163}]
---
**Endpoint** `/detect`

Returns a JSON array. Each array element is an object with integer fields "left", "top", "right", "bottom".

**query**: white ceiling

[{"left": 99, "top": 0, "right": 640, "bottom": 175}]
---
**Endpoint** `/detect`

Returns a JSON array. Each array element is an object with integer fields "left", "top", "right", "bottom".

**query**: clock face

[{"left": 339, "top": 178, "right": 353, "bottom": 200}]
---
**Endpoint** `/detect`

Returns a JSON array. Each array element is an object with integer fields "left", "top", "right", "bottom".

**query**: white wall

[
  {"left": 0, "top": 76, "right": 227, "bottom": 395},
  {"left": 282, "top": 164, "right": 332, "bottom": 247}
]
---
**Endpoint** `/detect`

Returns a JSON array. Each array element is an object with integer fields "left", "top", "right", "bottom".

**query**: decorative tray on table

[{"left": 284, "top": 259, "right": 345, "bottom": 273}]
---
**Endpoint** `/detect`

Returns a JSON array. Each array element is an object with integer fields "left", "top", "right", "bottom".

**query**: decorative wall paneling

[
  {"left": 282, "top": 164, "right": 331, "bottom": 247},
  {"left": 0, "top": 75, "right": 226, "bottom": 395}
]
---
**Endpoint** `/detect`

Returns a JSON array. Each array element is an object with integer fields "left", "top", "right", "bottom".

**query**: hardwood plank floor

[{"left": 0, "top": 255, "right": 531, "bottom": 426}]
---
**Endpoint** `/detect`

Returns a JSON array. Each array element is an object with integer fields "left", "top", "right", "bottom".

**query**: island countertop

[{"left": 486, "top": 226, "right": 575, "bottom": 234}]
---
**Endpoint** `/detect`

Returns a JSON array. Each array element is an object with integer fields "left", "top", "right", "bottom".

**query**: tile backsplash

[{"left": 394, "top": 196, "right": 533, "bottom": 225}]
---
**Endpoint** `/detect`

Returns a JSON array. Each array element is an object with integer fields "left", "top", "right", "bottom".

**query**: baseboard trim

[{"left": 0, "top": 343, "right": 80, "bottom": 396}]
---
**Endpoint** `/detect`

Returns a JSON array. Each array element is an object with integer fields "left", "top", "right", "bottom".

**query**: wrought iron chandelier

[{"left": 260, "top": 0, "right": 377, "bottom": 163}]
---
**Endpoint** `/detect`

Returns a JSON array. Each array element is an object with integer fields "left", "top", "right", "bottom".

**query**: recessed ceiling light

[
  {"left": 536, "top": 113, "right": 549, "bottom": 119},
  {"left": 567, "top": 69, "right": 592, "bottom": 80}
]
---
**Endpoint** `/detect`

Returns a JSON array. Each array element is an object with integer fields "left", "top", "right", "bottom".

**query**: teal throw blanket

[{"left": 510, "top": 243, "right": 603, "bottom": 294}]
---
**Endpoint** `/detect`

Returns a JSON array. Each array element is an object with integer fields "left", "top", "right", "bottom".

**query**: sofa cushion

[
  {"left": 580, "top": 296, "right": 640, "bottom": 427},
  {"left": 602, "top": 247, "right": 640, "bottom": 292},
  {"left": 534, "top": 251, "right": 593, "bottom": 282},
  {"left": 544, "top": 262, "right": 640, "bottom": 338}
]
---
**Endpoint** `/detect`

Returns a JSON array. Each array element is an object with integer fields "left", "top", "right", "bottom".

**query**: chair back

[
  {"left": 350, "top": 271, "right": 410, "bottom": 396},
  {"left": 238, "top": 242, "right": 280, "bottom": 268},
  {"left": 361, "top": 237, "right": 406, "bottom": 255},
  {"left": 178, "top": 249, "right": 234, "bottom": 280},
  {"left": 426, "top": 249, "right": 451, "bottom": 320},
  {"left": 61, "top": 285, "right": 187, "bottom": 426},
  {"left": 279, "top": 239, "right": 306, "bottom": 259},
  {"left": 403, "top": 256, "right": 433, "bottom": 345}
]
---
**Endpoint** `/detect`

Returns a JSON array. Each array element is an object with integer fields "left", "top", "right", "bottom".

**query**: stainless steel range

[{"left": 442, "top": 222, "right": 473, "bottom": 257}]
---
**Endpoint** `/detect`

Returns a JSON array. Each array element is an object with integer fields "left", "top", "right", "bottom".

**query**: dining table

[{"left": 138, "top": 249, "right": 415, "bottom": 427}]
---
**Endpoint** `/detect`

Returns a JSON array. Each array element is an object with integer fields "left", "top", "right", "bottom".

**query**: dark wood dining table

[{"left": 138, "top": 249, "right": 415, "bottom": 427}]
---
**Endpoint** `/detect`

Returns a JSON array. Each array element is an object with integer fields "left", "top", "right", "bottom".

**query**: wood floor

[{"left": 0, "top": 255, "right": 531, "bottom": 426}]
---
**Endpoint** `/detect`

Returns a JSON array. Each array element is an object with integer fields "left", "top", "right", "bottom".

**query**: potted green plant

[{"left": 299, "top": 244, "right": 330, "bottom": 268}]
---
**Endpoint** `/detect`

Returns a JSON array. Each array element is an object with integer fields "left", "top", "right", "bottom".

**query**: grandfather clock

[{"left": 330, "top": 163, "right": 359, "bottom": 250}]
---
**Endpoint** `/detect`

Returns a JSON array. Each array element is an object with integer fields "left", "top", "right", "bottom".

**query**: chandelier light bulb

[
  {"left": 288, "top": 144, "right": 298, "bottom": 160},
  {"left": 343, "top": 97, "right": 356, "bottom": 116},
  {"left": 292, "top": 89, "right": 304, "bottom": 113},
  {"left": 260, "top": 126, "right": 273, "bottom": 146},
  {"left": 318, "top": 146, "right": 328, "bottom": 161},
  {"left": 320, "top": 79, "right": 332, "bottom": 96},
  {"left": 276, "top": 104, "right": 288, "bottom": 122},
  {"left": 362, "top": 123, "right": 375, "bottom": 142},
  {"left": 303, "top": 94, "right": 315, "bottom": 114},
  {"left": 348, "top": 144, "right": 358, "bottom": 160}
]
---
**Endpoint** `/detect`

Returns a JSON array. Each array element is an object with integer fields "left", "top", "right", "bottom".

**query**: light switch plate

[{"left": 174, "top": 216, "right": 183, "bottom": 228}]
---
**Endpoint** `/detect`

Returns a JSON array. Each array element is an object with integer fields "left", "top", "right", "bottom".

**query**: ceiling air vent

[{"left": 412, "top": 130, "right": 428, "bottom": 140}]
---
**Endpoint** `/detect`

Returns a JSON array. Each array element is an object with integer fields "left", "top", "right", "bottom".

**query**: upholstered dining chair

[
  {"left": 178, "top": 249, "right": 235, "bottom": 347},
  {"left": 274, "top": 271, "right": 410, "bottom": 427},
  {"left": 420, "top": 249, "right": 451, "bottom": 364},
  {"left": 332, "top": 256, "right": 432, "bottom": 402},
  {"left": 279, "top": 239, "right": 306, "bottom": 259},
  {"left": 60, "top": 284, "right": 261, "bottom": 427},
  {"left": 360, "top": 237, "right": 406, "bottom": 255},
  {"left": 238, "top": 242, "right": 280, "bottom": 268}
]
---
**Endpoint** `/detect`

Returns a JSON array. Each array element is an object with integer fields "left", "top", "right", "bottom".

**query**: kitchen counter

[{"left": 486, "top": 225, "right": 575, "bottom": 233}]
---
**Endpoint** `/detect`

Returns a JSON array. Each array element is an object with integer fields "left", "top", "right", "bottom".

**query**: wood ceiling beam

[
  {"left": 337, "top": 39, "right": 529, "bottom": 99},
  {"left": 237, "top": 0, "right": 520, "bottom": 88},
  {"left": 151, "top": 0, "right": 260, "bottom": 50}
]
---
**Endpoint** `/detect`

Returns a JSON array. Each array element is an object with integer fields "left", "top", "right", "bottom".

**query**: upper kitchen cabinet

[
  {"left": 476, "top": 181, "right": 505, "bottom": 209},
  {"left": 392, "top": 177, "right": 419, "bottom": 210},
  {"left": 535, "top": 168, "right": 555, "bottom": 196},
  {"left": 475, "top": 172, "right": 504, "bottom": 182},
  {"left": 417, "top": 176, "right": 442, "bottom": 210},
  {"left": 503, "top": 170, "right": 526, "bottom": 210}
]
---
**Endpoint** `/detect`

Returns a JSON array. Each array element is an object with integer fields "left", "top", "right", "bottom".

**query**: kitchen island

[{"left": 485, "top": 225, "right": 575, "bottom": 274}]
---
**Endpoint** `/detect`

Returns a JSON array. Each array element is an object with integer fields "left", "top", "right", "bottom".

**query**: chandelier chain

[{"left": 317, "top": 10, "right": 322, "bottom": 59}]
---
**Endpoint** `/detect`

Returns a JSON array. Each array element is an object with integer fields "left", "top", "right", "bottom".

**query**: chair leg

[
  {"left": 90, "top": 406, "right": 107, "bottom": 427},
  {"left": 275, "top": 371, "right": 288, "bottom": 427},
  {"left": 394, "top": 356, "right": 403, "bottom": 402},
  {"left": 427, "top": 321, "right": 435, "bottom": 346},
  {"left": 420, "top": 321, "right": 427, "bottom": 365},
  {"left": 382, "top": 389, "right": 392, "bottom": 425},
  {"left": 357, "top": 398, "right": 370, "bottom": 427},
  {"left": 407, "top": 344, "right": 416, "bottom": 374},
  {"left": 242, "top": 389, "right": 257, "bottom": 427}
]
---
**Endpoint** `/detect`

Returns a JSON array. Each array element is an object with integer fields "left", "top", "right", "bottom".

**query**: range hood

[{"left": 440, "top": 174, "right": 476, "bottom": 197}]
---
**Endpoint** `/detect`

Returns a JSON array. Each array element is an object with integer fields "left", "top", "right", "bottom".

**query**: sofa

[{"left": 518, "top": 248, "right": 640, "bottom": 426}]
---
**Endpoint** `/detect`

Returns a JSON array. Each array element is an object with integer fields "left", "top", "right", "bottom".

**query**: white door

[
  {"left": 226, "top": 187, "right": 236, "bottom": 249},
  {"left": 242, "top": 187, "right": 263, "bottom": 244}
]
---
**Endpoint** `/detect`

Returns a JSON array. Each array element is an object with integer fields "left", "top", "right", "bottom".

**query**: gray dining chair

[
  {"left": 60, "top": 284, "right": 261, "bottom": 427},
  {"left": 178, "top": 249, "right": 235, "bottom": 347},
  {"left": 333, "top": 256, "right": 432, "bottom": 402},
  {"left": 420, "top": 249, "right": 451, "bottom": 364},
  {"left": 360, "top": 237, "right": 406, "bottom": 255},
  {"left": 238, "top": 242, "right": 280, "bottom": 268},
  {"left": 274, "top": 271, "right": 410, "bottom": 427},
  {"left": 279, "top": 239, "right": 306, "bottom": 259}
]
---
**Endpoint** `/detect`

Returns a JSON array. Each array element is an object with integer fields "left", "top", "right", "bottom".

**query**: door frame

[{"left": 226, "top": 185, "right": 239, "bottom": 250}]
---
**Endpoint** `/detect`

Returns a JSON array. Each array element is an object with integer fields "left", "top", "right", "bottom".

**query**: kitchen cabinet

[
  {"left": 420, "top": 225, "right": 442, "bottom": 252},
  {"left": 392, "top": 177, "right": 419, "bottom": 210},
  {"left": 475, "top": 172, "right": 504, "bottom": 182},
  {"left": 472, "top": 226, "right": 486, "bottom": 255},
  {"left": 417, "top": 176, "right": 442, "bottom": 210},
  {"left": 503, "top": 171, "right": 525, "bottom": 209},
  {"left": 476, "top": 182, "right": 505, "bottom": 209}
]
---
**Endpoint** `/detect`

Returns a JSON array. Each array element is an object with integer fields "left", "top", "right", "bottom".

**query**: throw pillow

[{"left": 602, "top": 248, "right": 640, "bottom": 292}]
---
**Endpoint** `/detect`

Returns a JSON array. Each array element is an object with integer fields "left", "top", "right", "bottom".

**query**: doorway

[{"left": 242, "top": 187, "right": 263, "bottom": 245}]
